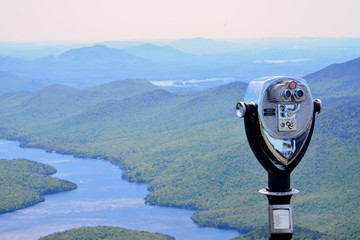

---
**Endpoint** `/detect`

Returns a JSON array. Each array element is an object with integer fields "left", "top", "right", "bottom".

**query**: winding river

[{"left": 0, "top": 140, "right": 240, "bottom": 240}]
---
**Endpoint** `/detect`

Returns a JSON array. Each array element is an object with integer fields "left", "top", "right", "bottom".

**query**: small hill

[{"left": 39, "top": 226, "right": 175, "bottom": 240}]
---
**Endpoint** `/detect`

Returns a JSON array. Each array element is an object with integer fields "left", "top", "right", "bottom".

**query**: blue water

[{"left": 0, "top": 140, "right": 240, "bottom": 240}]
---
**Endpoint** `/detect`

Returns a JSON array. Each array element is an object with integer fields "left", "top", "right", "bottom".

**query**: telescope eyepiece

[{"left": 294, "top": 89, "right": 304, "bottom": 99}]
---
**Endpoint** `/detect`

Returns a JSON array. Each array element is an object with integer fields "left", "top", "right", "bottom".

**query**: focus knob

[{"left": 236, "top": 102, "right": 257, "bottom": 118}]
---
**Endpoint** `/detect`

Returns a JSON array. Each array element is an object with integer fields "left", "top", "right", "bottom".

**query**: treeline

[
  {"left": 39, "top": 226, "right": 175, "bottom": 240},
  {"left": 0, "top": 158, "right": 77, "bottom": 214}
]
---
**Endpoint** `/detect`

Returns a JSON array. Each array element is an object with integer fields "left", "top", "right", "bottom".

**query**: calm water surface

[{"left": 0, "top": 140, "right": 240, "bottom": 240}]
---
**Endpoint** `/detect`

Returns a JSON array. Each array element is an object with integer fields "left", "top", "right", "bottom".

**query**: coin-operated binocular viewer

[{"left": 236, "top": 76, "right": 321, "bottom": 240}]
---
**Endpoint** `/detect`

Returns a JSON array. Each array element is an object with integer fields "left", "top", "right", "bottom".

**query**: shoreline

[
  {"left": 0, "top": 157, "right": 77, "bottom": 215},
  {"left": 0, "top": 137, "right": 246, "bottom": 236}
]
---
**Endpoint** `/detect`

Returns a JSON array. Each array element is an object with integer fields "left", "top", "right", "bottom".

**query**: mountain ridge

[
  {"left": 305, "top": 56, "right": 360, "bottom": 98},
  {"left": 0, "top": 45, "right": 158, "bottom": 87},
  {"left": 0, "top": 79, "right": 162, "bottom": 128},
  {"left": 122, "top": 43, "right": 191, "bottom": 62},
  {"left": 57, "top": 44, "right": 150, "bottom": 63}
]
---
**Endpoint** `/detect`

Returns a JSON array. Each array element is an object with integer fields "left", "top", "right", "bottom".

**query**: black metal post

[{"left": 261, "top": 188, "right": 298, "bottom": 240}]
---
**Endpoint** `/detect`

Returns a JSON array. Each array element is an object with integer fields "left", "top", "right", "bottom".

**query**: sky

[{"left": 0, "top": 0, "right": 359, "bottom": 41}]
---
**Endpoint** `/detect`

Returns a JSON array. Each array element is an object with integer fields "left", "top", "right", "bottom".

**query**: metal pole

[{"left": 260, "top": 189, "right": 299, "bottom": 240}]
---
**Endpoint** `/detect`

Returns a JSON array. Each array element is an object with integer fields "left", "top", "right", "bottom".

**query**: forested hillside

[
  {"left": 305, "top": 56, "right": 360, "bottom": 98},
  {"left": 0, "top": 57, "right": 359, "bottom": 239},
  {"left": 0, "top": 158, "right": 77, "bottom": 213},
  {"left": 39, "top": 226, "right": 175, "bottom": 240}
]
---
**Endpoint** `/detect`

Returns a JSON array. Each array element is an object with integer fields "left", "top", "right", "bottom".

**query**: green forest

[
  {"left": 39, "top": 226, "right": 175, "bottom": 240},
  {"left": 0, "top": 58, "right": 359, "bottom": 239},
  {"left": 0, "top": 158, "right": 77, "bottom": 213}
]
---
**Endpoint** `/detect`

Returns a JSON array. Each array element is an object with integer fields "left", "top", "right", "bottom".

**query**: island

[{"left": 39, "top": 226, "right": 175, "bottom": 240}]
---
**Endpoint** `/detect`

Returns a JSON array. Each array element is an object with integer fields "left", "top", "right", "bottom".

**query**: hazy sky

[{"left": 0, "top": 0, "right": 359, "bottom": 41}]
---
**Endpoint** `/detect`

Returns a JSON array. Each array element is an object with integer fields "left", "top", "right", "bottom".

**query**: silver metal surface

[
  {"left": 244, "top": 76, "right": 314, "bottom": 166},
  {"left": 315, "top": 98, "right": 322, "bottom": 114},
  {"left": 269, "top": 204, "right": 294, "bottom": 234},
  {"left": 263, "top": 130, "right": 296, "bottom": 160},
  {"left": 259, "top": 188, "right": 299, "bottom": 196},
  {"left": 236, "top": 102, "right": 246, "bottom": 118}
]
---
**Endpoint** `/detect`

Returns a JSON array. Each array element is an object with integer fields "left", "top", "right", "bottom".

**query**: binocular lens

[
  {"left": 295, "top": 90, "right": 304, "bottom": 98},
  {"left": 285, "top": 90, "right": 291, "bottom": 98},
  {"left": 280, "top": 89, "right": 292, "bottom": 101}
]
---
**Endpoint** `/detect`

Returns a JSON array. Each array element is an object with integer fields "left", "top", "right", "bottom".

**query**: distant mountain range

[
  {"left": 122, "top": 44, "right": 193, "bottom": 63},
  {"left": 1, "top": 38, "right": 360, "bottom": 91},
  {"left": 0, "top": 45, "right": 158, "bottom": 89}
]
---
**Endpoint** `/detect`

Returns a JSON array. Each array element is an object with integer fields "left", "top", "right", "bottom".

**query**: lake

[{"left": 0, "top": 140, "right": 240, "bottom": 240}]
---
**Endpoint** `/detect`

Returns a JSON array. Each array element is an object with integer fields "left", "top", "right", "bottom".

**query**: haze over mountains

[
  {"left": 0, "top": 53, "right": 359, "bottom": 239},
  {"left": 1, "top": 37, "right": 360, "bottom": 93}
]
